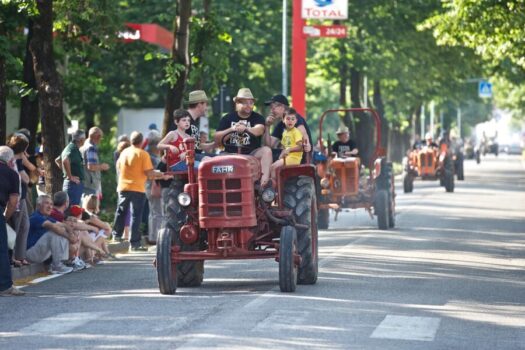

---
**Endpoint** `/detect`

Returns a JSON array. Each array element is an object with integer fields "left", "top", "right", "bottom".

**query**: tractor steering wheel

[{"left": 220, "top": 128, "right": 255, "bottom": 154}]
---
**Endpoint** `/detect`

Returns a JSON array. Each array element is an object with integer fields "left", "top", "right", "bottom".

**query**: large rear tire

[
  {"left": 375, "top": 190, "right": 389, "bottom": 230},
  {"left": 157, "top": 228, "right": 177, "bottom": 295},
  {"left": 283, "top": 176, "right": 318, "bottom": 285},
  {"left": 403, "top": 173, "right": 413, "bottom": 193},
  {"left": 166, "top": 179, "right": 204, "bottom": 287},
  {"left": 279, "top": 226, "right": 298, "bottom": 293}
]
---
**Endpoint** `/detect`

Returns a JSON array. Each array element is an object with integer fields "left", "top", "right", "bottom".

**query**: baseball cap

[{"left": 264, "top": 94, "right": 289, "bottom": 106}]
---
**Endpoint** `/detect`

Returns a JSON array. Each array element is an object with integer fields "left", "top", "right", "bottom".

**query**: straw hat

[
  {"left": 336, "top": 125, "right": 349, "bottom": 134},
  {"left": 233, "top": 88, "right": 256, "bottom": 102},
  {"left": 186, "top": 90, "right": 209, "bottom": 104}
]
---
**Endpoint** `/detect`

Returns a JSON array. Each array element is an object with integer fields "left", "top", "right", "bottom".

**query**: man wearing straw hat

[
  {"left": 186, "top": 90, "right": 216, "bottom": 159},
  {"left": 215, "top": 88, "right": 273, "bottom": 187}
]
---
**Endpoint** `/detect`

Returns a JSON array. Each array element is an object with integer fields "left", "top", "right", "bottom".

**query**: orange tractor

[
  {"left": 156, "top": 137, "right": 318, "bottom": 294},
  {"left": 402, "top": 142, "right": 455, "bottom": 193},
  {"left": 315, "top": 108, "right": 395, "bottom": 230}
]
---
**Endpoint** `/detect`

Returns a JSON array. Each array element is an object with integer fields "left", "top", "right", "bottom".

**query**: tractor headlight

[
  {"left": 320, "top": 177, "right": 330, "bottom": 189},
  {"left": 261, "top": 188, "right": 276, "bottom": 203},
  {"left": 177, "top": 192, "right": 192, "bottom": 207}
]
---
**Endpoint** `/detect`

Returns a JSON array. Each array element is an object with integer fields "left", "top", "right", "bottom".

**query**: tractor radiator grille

[{"left": 206, "top": 179, "right": 244, "bottom": 217}]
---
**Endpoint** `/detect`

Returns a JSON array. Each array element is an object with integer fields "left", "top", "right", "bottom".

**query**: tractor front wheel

[
  {"left": 283, "top": 176, "right": 318, "bottom": 285},
  {"left": 157, "top": 228, "right": 177, "bottom": 295},
  {"left": 279, "top": 226, "right": 298, "bottom": 293},
  {"left": 166, "top": 180, "right": 204, "bottom": 287}
]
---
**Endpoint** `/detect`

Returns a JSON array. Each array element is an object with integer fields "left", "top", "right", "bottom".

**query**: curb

[{"left": 12, "top": 241, "right": 132, "bottom": 282}]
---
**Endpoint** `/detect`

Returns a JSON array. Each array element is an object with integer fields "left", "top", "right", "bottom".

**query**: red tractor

[
  {"left": 402, "top": 142, "right": 455, "bottom": 193},
  {"left": 156, "top": 137, "right": 318, "bottom": 294},
  {"left": 315, "top": 108, "right": 396, "bottom": 230}
]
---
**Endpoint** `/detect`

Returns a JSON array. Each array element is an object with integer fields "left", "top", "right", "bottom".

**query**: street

[{"left": 1, "top": 155, "right": 524, "bottom": 350}]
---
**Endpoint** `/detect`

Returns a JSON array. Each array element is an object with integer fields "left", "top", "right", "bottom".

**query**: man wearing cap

[
  {"left": 80, "top": 127, "right": 110, "bottom": 198},
  {"left": 215, "top": 88, "right": 272, "bottom": 186},
  {"left": 263, "top": 94, "right": 313, "bottom": 162},
  {"left": 186, "top": 90, "right": 215, "bottom": 157},
  {"left": 425, "top": 132, "right": 439, "bottom": 148},
  {"left": 332, "top": 125, "right": 359, "bottom": 158}
]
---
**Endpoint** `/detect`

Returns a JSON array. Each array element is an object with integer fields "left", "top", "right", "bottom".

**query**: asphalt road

[{"left": 1, "top": 155, "right": 524, "bottom": 350}]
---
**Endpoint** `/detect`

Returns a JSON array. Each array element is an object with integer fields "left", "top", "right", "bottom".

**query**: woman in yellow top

[{"left": 270, "top": 108, "right": 304, "bottom": 181}]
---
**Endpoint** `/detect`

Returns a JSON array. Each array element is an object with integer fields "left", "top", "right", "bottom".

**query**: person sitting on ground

[
  {"left": 264, "top": 94, "right": 312, "bottom": 163},
  {"left": 332, "top": 126, "right": 359, "bottom": 158},
  {"left": 270, "top": 108, "right": 304, "bottom": 181},
  {"left": 25, "top": 195, "right": 75, "bottom": 274},
  {"left": 50, "top": 191, "right": 105, "bottom": 269},
  {"left": 82, "top": 193, "right": 111, "bottom": 237},
  {"left": 424, "top": 132, "right": 439, "bottom": 149},
  {"left": 66, "top": 205, "right": 110, "bottom": 264},
  {"left": 214, "top": 88, "right": 272, "bottom": 187}
]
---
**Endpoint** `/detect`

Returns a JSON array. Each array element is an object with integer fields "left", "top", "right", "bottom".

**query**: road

[{"left": 1, "top": 155, "right": 524, "bottom": 350}]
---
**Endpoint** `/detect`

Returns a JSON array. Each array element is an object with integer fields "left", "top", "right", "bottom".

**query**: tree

[
  {"left": 29, "top": 0, "right": 66, "bottom": 194},
  {"left": 162, "top": 0, "right": 191, "bottom": 135}
]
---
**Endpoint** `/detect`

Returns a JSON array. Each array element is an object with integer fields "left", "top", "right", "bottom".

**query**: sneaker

[
  {"left": 0, "top": 286, "right": 25, "bottom": 297},
  {"left": 129, "top": 245, "right": 148, "bottom": 252},
  {"left": 50, "top": 263, "right": 74, "bottom": 274},
  {"left": 71, "top": 257, "right": 87, "bottom": 271}
]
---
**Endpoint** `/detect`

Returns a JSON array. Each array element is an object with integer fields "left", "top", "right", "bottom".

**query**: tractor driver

[
  {"left": 332, "top": 126, "right": 359, "bottom": 158},
  {"left": 424, "top": 132, "right": 439, "bottom": 148},
  {"left": 214, "top": 88, "right": 273, "bottom": 187}
]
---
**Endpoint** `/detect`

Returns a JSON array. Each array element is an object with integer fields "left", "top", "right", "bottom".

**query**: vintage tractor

[
  {"left": 156, "top": 137, "right": 318, "bottom": 294},
  {"left": 402, "top": 141, "right": 455, "bottom": 193},
  {"left": 315, "top": 108, "right": 396, "bottom": 231}
]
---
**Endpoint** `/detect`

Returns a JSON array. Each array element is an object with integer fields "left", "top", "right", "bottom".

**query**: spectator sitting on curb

[
  {"left": 49, "top": 191, "right": 105, "bottom": 269},
  {"left": 0, "top": 146, "right": 24, "bottom": 296},
  {"left": 26, "top": 195, "right": 75, "bottom": 274},
  {"left": 82, "top": 194, "right": 111, "bottom": 237}
]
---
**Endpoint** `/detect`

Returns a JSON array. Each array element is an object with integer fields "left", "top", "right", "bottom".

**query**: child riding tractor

[
  {"left": 155, "top": 137, "right": 319, "bottom": 294},
  {"left": 314, "top": 108, "right": 396, "bottom": 231}
]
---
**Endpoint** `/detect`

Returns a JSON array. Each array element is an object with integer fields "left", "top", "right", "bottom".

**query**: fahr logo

[
  {"left": 302, "top": 0, "right": 348, "bottom": 19},
  {"left": 212, "top": 165, "right": 234, "bottom": 174}
]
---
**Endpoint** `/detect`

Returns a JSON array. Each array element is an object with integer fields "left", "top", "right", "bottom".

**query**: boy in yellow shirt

[{"left": 270, "top": 108, "right": 304, "bottom": 181}]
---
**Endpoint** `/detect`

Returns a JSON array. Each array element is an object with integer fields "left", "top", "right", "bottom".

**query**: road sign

[
  {"left": 303, "top": 25, "right": 347, "bottom": 38},
  {"left": 302, "top": 0, "right": 348, "bottom": 20},
  {"left": 479, "top": 80, "right": 492, "bottom": 98}
]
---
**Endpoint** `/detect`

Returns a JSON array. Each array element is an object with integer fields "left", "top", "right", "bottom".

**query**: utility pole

[
  {"left": 430, "top": 101, "right": 435, "bottom": 137},
  {"left": 420, "top": 104, "right": 425, "bottom": 137},
  {"left": 282, "top": 0, "right": 288, "bottom": 96},
  {"left": 457, "top": 107, "right": 462, "bottom": 138}
]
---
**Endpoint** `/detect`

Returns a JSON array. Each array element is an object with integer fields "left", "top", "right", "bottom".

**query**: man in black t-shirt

[
  {"left": 215, "top": 88, "right": 272, "bottom": 186},
  {"left": 0, "top": 146, "right": 24, "bottom": 296},
  {"left": 332, "top": 126, "right": 359, "bottom": 158},
  {"left": 263, "top": 94, "right": 312, "bottom": 162},
  {"left": 186, "top": 90, "right": 216, "bottom": 159}
]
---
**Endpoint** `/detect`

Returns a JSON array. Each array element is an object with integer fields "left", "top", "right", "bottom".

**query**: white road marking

[
  {"left": 30, "top": 274, "right": 62, "bottom": 284},
  {"left": 152, "top": 316, "right": 189, "bottom": 332},
  {"left": 251, "top": 310, "right": 309, "bottom": 332},
  {"left": 370, "top": 315, "right": 441, "bottom": 341},
  {"left": 20, "top": 312, "right": 106, "bottom": 335}
]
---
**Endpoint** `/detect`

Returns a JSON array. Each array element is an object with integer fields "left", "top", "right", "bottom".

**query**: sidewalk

[{"left": 11, "top": 241, "right": 130, "bottom": 281}]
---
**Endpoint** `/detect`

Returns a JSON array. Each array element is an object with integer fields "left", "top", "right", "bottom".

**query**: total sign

[{"left": 302, "top": 0, "right": 348, "bottom": 20}]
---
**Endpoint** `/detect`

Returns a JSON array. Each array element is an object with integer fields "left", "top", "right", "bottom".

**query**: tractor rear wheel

[
  {"left": 317, "top": 207, "right": 329, "bottom": 230},
  {"left": 375, "top": 190, "right": 389, "bottom": 230},
  {"left": 444, "top": 158, "right": 455, "bottom": 193},
  {"left": 403, "top": 173, "right": 413, "bottom": 193},
  {"left": 279, "top": 226, "right": 298, "bottom": 293},
  {"left": 283, "top": 176, "right": 318, "bottom": 285},
  {"left": 157, "top": 228, "right": 177, "bottom": 295},
  {"left": 166, "top": 179, "right": 204, "bottom": 287}
]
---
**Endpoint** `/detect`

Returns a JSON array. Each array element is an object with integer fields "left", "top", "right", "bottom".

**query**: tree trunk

[
  {"left": 84, "top": 108, "right": 95, "bottom": 131},
  {"left": 19, "top": 19, "right": 40, "bottom": 153},
  {"left": 194, "top": 0, "right": 211, "bottom": 90},
  {"left": 163, "top": 0, "right": 192, "bottom": 136},
  {"left": 29, "top": 0, "right": 66, "bottom": 194},
  {"left": 0, "top": 23, "right": 6, "bottom": 145},
  {"left": 351, "top": 68, "right": 373, "bottom": 167},
  {"left": 373, "top": 80, "right": 389, "bottom": 151}
]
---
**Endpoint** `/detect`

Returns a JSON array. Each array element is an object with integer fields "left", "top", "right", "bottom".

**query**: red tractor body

[{"left": 156, "top": 138, "right": 319, "bottom": 294}]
